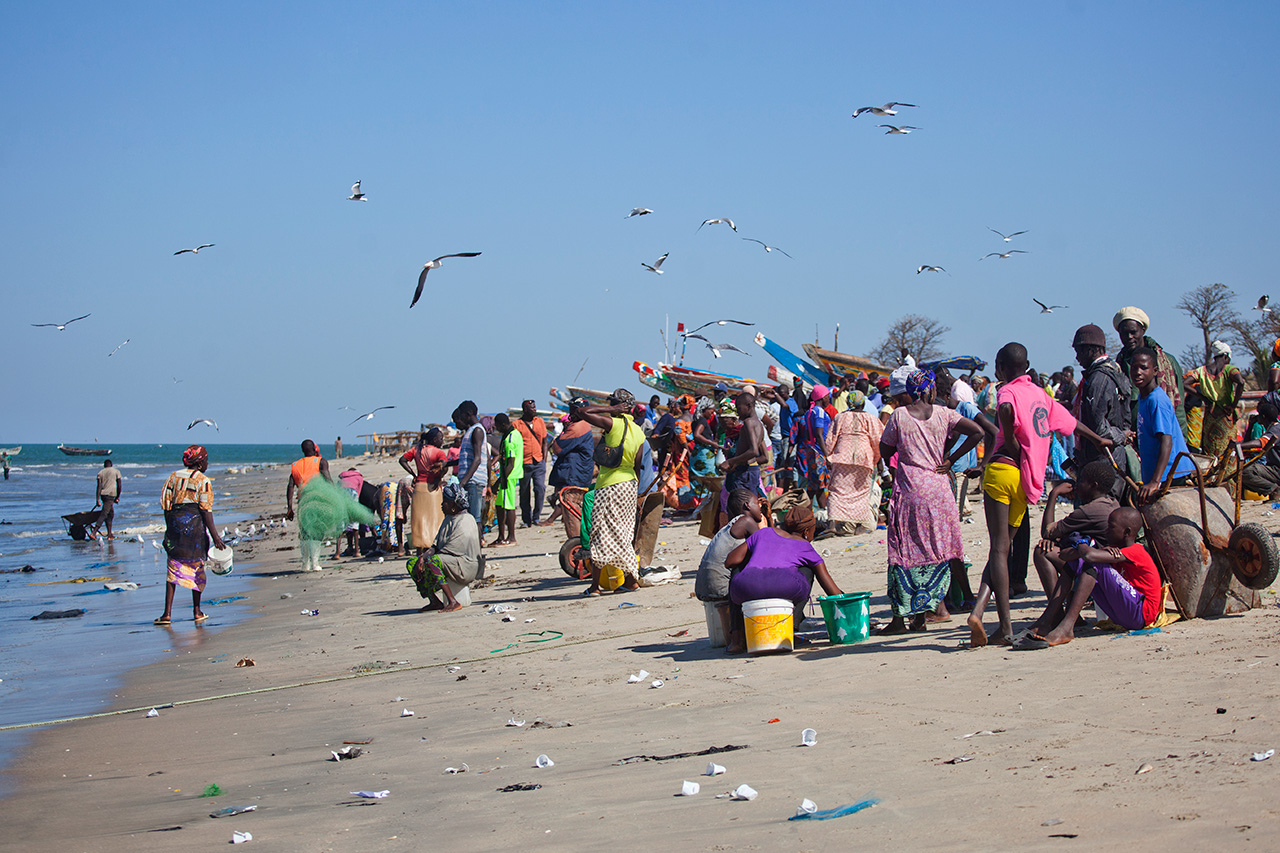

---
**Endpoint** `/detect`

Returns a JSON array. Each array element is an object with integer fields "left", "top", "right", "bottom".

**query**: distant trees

[
  {"left": 1175, "top": 283, "right": 1238, "bottom": 370},
  {"left": 869, "top": 314, "right": 950, "bottom": 366}
]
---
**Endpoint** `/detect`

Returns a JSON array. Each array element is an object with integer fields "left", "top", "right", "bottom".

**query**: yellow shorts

[{"left": 982, "top": 462, "right": 1028, "bottom": 529}]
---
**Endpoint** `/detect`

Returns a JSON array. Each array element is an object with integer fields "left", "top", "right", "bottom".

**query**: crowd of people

[{"left": 148, "top": 301, "right": 1273, "bottom": 647}]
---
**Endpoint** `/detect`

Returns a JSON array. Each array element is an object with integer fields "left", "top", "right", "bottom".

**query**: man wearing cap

[
  {"left": 1113, "top": 306, "right": 1185, "bottom": 438},
  {"left": 1072, "top": 324, "right": 1132, "bottom": 491},
  {"left": 515, "top": 399, "right": 549, "bottom": 527}
]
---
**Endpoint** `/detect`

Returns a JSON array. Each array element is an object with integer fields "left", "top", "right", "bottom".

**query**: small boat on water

[
  {"left": 58, "top": 444, "right": 111, "bottom": 457},
  {"left": 0, "top": 446, "right": 20, "bottom": 456}
]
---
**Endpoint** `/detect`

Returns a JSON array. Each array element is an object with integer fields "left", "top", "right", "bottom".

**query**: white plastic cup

[
  {"left": 732, "top": 784, "right": 758, "bottom": 801},
  {"left": 704, "top": 763, "right": 726, "bottom": 776},
  {"left": 535, "top": 754, "right": 554, "bottom": 768},
  {"left": 681, "top": 780, "right": 700, "bottom": 796},
  {"left": 800, "top": 728, "right": 817, "bottom": 747},
  {"left": 797, "top": 798, "right": 817, "bottom": 816}
]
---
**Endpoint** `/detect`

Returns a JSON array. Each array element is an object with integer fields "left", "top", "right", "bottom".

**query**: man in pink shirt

[{"left": 968, "top": 342, "right": 1112, "bottom": 647}]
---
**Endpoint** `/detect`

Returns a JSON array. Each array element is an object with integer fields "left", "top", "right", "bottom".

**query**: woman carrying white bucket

[{"left": 723, "top": 505, "right": 843, "bottom": 653}]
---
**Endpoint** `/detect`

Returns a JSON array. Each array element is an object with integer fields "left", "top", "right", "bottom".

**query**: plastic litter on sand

[
  {"left": 680, "top": 780, "right": 700, "bottom": 796},
  {"left": 800, "top": 728, "right": 817, "bottom": 747},
  {"left": 731, "top": 784, "right": 757, "bottom": 801},
  {"left": 507, "top": 718, "right": 526, "bottom": 727},
  {"left": 350, "top": 790, "right": 390, "bottom": 798},
  {"left": 210, "top": 805, "right": 257, "bottom": 818},
  {"left": 627, "top": 670, "right": 650, "bottom": 684},
  {"left": 146, "top": 708, "right": 159, "bottom": 718},
  {"left": 232, "top": 830, "right": 253, "bottom": 843},
  {"left": 400, "top": 709, "right": 415, "bottom": 717},
  {"left": 650, "top": 679, "right": 664, "bottom": 689},
  {"left": 444, "top": 765, "right": 469, "bottom": 774},
  {"left": 796, "top": 799, "right": 817, "bottom": 816},
  {"left": 704, "top": 763, "right": 726, "bottom": 776},
  {"left": 1252, "top": 749, "right": 1275, "bottom": 762},
  {"left": 535, "top": 754, "right": 554, "bottom": 768},
  {"left": 788, "top": 797, "right": 880, "bottom": 821}
]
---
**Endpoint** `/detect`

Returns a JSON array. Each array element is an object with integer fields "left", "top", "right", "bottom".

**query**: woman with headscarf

[
  {"left": 792, "top": 385, "right": 832, "bottom": 508},
  {"left": 722, "top": 504, "right": 844, "bottom": 653},
  {"left": 580, "top": 389, "right": 646, "bottom": 594},
  {"left": 154, "top": 446, "right": 228, "bottom": 625},
  {"left": 407, "top": 481, "right": 480, "bottom": 612},
  {"left": 1113, "top": 306, "right": 1185, "bottom": 436},
  {"left": 689, "top": 396, "right": 722, "bottom": 497},
  {"left": 824, "top": 388, "right": 884, "bottom": 534},
  {"left": 877, "top": 370, "right": 983, "bottom": 634},
  {"left": 399, "top": 427, "right": 449, "bottom": 555},
  {"left": 1184, "top": 341, "right": 1245, "bottom": 457}
]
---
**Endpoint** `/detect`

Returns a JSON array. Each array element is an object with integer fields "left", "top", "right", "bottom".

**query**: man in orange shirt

[
  {"left": 514, "top": 399, "right": 549, "bottom": 527},
  {"left": 285, "top": 439, "right": 332, "bottom": 572}
]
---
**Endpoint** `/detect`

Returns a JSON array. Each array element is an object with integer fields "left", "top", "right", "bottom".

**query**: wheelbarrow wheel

[
  {"left": 1228, "top": 522, "right": 1279, "bottom": 590},
  {"left": 559, "top": 537, "right": 590, "bottom": 580}
]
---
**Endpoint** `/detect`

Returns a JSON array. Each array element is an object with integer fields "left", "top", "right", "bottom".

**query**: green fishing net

[{"left": 297, "top": 476, "right": 378, "bottom": 541}]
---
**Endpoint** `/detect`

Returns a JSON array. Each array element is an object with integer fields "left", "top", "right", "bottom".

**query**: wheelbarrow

[
  {"left": 556, "top": 481, "right": 665, "bottom": 580},
  {"left": 1130, "top": 448, "right": 1278, "bottom": 618}
]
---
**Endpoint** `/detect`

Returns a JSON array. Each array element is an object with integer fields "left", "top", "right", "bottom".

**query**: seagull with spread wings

[
  {"left": 697, "top": 217, "right": 737, "bottom": 232},
  {"left": 988, "top": 228, "right": 1028, "bottom": 242},
  {"left": 916, "top": 265, "right": 946, "bottom": 274},
  {"left": 705, "top": 342, "right": 750, "bottom": 359},
  {"left": 349, "top": 406, "right": 395, "bottom": 425},
  {"left": 188, "top": 418, "right": 219, "bottom": 431},
  {"left": 1255, "top": 295, "right": 1271, "bottom": 313},
  {"left": 626, "top": 207, "right": 653, "bottom": 218},
  {"left": 641, "top": 252, "right": 669, "bottom": 274},
  {"left": 32, "top": 313, "right": 91, "bottom": 331},
  {"left": 174, "top": 244, "right": 214, "bottom": 255},
  {"left": 348, "top": 181, "right": 367, "bottom": 201},
  {"left": 982, "top": 250, "right": 1029, "bottom": 260},
  {"left": 741, "top": 238, "right": 792, "bottom": 258},
  {"left": 1034, "top": 299, "right": 1067, "bottom": 314},
  {"left": 879, "top": 125, "right": 918, "bottom": 134},
  {"left": 411, "top": 253, "right": 482, "bottom": 308},
  {"left": 852, "top": 102, "right": 917, "bottom": 118},
  {"left": 108, "top": 339, "right": 130, "bottom": 356},
  {"left": 688, "top": 319, "right": 754, "bottom": 334}
]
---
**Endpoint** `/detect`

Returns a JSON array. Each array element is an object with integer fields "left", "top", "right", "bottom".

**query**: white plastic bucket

[
  {"left": 742, "top": 598, "right": 794, "bottom": 654},
  {"left": 207, "top": 545, "right": 234, "bottom": 576},
  {"left": 445, "top": 580, "right": 471, "bottom": 607},
  {"left": 704, "top": 600, "right": 728, "bottom": 648}
]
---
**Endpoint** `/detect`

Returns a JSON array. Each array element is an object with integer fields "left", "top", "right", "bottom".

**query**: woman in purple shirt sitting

[{"left": 723, "top": 504, "right": 843, "bottom": 653}]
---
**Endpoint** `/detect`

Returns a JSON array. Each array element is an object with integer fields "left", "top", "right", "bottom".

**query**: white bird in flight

[
  {"left": 412, "top": 253, "right": 482, "bottom": 308},
  {"left": 174, "top": 244, "right": 214, "bottom": 255},
  {"left": 348, "top": 181, "right": 367, "bottom": 201},
  {"left": 706, "top": 342, "right": 750, "bottom": 359},
  {"left": 687, "top": 319, "right": 755, "bottom": 334},
  {"left": 1033, "top": 299, "right": 1067, "bottom": 314},
  {"left": 916, "top": 265, "right": 946, "bottom": 274},
  {"left": 641, "top": 252, "right": 669, "bottom": 274},
  {"left": 188, "top": 418, "right": 219, "bottom": 431},
  {"left": 626, "top": 208, "right": 653, "bottom": 218},
  {"left": 349, "top": 406, "right": 395, "bottom": 425},
  {"left": 879, "top": 125, "right": 918, "bottom": 135},
  {"left": 852, "top": 102, "right": 917, "bottom": 118},
  {"left": 741, "top": 238, "right": 792, "bottom": 258},
  {"left": 32, "top": 314, "right": 91, "bottom": 331},
  {"left": 697, "top": 218, "right": 737, "bottom": 233},
  {"left": 107, "top": 339, "right": 130, "bottom": 356},
  {"left": 682, "top": 332, "right": 710, "bottom": 343},
  {"left": 1255, "top": 295, "right": 1271, "bottom": 313},
  {"left": 982, "top": 250, "right": 1029, "bottom": 260},
  {"left": 172, "top": 376, "right": 183, "bottom": 384},
  {"left": 988, "top": 228, "right": 1028, "bottom": 242}
]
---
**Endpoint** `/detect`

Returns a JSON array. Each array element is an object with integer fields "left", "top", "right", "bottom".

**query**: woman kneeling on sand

[
  {"left": 407, "top": 481, "right": 481, "bottom": 612},
  {"left": 722, "top": 504, "right": 843, "bottom": 653}
]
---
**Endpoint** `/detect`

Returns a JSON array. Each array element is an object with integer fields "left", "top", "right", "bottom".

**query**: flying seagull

[
  {"left": 879, "top": 125, "right": 918, "bottom": 135},
  {"left": 626, "top": 207, "right": 653, "bottom": 218},
  {"left": 172, "top": 376, "right": 183, "bottom": 384},
  {"left": 349, "top": 406, "right": 395, "bottom": 426},
  {"left": 916, "top": 265, "right": 946, "bottom": 274},
  {"left": 1255, "top": 295, "right": 1271, "bottom": 313},
  {"left": 687, "top": 319, "right": 755, "bottom": 334},
  {"left": 682, "top": 332, "right": 710, "bottom": 343},
  {"left": 988, "top": 228, "right": 1028, "bottom": 242},
  {"left": 411, "top": 253, "right": 482, "bottom": 308},
  {"left": 641, "top": 252, "right": 669, "bottom": 274},
  {"left": 32, "top": 313, "right": 91, "bottom": 331},
  {"left": 174, "top": 244, "right": 214, "bottom": 255},
  {"left": 188, "top": 418, "right": 219, "bottom": 431},
  {"left": 1033, "top": 299, "right": 1067, "bottom": 314},
  {"left": 697, "top": 218, "right": 737, "bottom": 233},
  {"left": 852, "top": 102, "right": 917, "bottom": 118},
  {"left": 741, "top": 238, "right": 792, "bottom": 258},
  {"left": 348, "top": 181, "right": 367, "bottom": 201},
  {"left": 706, "top": 342, "right": 750, "bottom": 359},
  {"left": 982, "top": 250, "right": 1029, "bottom": 260},
  {"left": 108, "top": 339, "right": 130, "bottom": 356}
]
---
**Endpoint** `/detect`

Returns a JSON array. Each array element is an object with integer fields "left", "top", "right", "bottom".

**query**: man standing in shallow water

[{"left": 93, "top": 459, "right": 123, "bottom": 540}]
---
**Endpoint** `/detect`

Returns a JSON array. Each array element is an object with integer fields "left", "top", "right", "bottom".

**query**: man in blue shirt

[{"left": 1132, "top": 347, "right": 1195, "bottom": 502}]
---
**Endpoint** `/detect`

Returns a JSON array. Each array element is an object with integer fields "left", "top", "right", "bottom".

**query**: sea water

[{"left": 0, "top": 444, "right": 301, "bottom": 795}]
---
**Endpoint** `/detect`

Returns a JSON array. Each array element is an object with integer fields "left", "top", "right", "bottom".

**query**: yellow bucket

[
  {"left": 597, "top": 562, "right": 626, "bottom": 592},
  {"left": 742, "top": 598, "right": 794, "bottom": 654}
]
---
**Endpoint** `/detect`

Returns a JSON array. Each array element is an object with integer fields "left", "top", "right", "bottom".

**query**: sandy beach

[{"left": 3, "top": 457, "right": 1279, "bottom": 851}]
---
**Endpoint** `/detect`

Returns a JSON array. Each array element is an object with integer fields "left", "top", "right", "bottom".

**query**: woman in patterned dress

[{"left": 154, "top": 445, "right": 228, "bottom": 625}]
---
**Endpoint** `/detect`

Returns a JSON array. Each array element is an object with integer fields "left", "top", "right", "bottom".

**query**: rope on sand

[{"left": 0, "top": 619, "right": 703, "bottom": 732}]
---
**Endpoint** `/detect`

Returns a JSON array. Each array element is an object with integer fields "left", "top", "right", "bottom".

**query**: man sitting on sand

[
  {"left": 1031, "top": 459, "right": 1118, "bottom": 594},
  {"left": 1018, "top": 506, "right": 1162, "bottom": 648}
]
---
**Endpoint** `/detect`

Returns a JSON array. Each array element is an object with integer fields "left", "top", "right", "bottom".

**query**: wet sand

[{"left": 4, "top": 459, "right": 1280, "bottom": 851}]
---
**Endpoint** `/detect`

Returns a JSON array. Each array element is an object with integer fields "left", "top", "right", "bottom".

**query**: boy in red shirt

[{"left": 1017, "top": 506, "right": 1162, "bottom": 648}]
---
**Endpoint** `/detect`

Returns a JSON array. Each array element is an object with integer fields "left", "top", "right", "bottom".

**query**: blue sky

[{"left": 4, "top": 2, "right": 1278, "bottom": 443}]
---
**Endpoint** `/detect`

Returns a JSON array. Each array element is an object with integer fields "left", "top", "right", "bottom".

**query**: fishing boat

[
  {"left": 0, "top": 446, "right": 19, "bottom": 456},
  {"left": 802, "top": 344, "right": 892, "bottom": 380},
  {"left": 57, "top": 444, "right": 111, "bottom": 457},
  {"left": 633, "top": 361, "right": 766, "bottom": 399},
  {"left": 753, "top": 334, "right": 831, "bottom": 385},
  {"left": 919, "top": 355, "right": 988, "bottom": 373}
]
